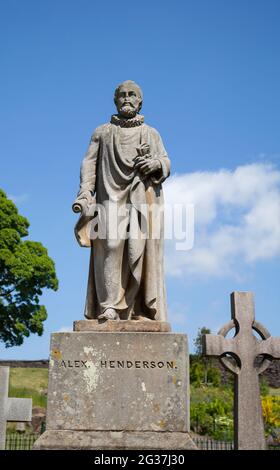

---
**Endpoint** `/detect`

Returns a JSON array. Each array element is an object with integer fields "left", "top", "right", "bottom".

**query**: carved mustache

[{"left": 121, "top": 102, "right": 136, "bottom": 108}]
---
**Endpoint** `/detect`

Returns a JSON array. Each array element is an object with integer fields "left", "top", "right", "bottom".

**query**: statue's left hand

[{"left": 134, "top": 157, "right": 161, "bottom": 176}]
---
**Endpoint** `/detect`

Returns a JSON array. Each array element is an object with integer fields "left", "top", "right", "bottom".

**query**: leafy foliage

[
  {"left": 190, "top": 327, "right": 233, "bottom": 440},
  {"left": 259, "top": 376, "right": 269, "bottom": 395},
  {"left": 194, "top": 326, "right": 211, "bottom": 356},
  {"left": 190, "top": 327, "right": 280, "bottom": 443},
  {"left": 191, "top": 326, "right": 222, "bottom": 386},
  {"left": 0, "top": 189, "right": 58, "bottom": 347},
  {"left": 190, "top": 355, "right": 222, "bottom": 387},
  {"left": 262, "top": 396, "right": 280, "bottom": 429},
  {"left": 190, "top": 385, "right": 234, "bottom": 440}
]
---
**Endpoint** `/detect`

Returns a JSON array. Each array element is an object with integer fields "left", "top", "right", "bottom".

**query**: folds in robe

[{"left": 75, "top": 119, "right": 170, "bottom": 321}]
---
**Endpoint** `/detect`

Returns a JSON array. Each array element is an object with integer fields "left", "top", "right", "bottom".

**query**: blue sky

[{"left": 1, "top": 0, "right": 280, "bottom": 358}]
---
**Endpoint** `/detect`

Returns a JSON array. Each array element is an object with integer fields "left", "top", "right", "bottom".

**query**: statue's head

[{"left": 114, "top": 80, "right": 143, "bottom": 118}]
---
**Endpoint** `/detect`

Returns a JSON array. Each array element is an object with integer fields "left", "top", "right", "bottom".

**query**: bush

[
  {"left": 190, "top": 385, "right": 234, "bottom": 440},
  {"left": 190, "top": 356, "right": 222, "bottom": 387}
]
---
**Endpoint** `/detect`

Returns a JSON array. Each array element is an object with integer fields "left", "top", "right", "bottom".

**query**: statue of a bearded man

[{"left": 73, "top": 81, "right": 170, "bottom": 322}]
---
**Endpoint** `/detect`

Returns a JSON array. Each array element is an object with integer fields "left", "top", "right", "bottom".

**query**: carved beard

[{"left": 118, "top": 104, "right": 138, "bottom": 118}]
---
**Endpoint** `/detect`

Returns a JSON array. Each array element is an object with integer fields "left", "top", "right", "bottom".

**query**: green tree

[
  {"left": 190, "top": 386, "right": 234, "bottom": 440},
  {"left": 0, "top": 189, "right": 58, "bottom": 347},
  {"left": 194, "top": 326, "right": 211, "bottom": 356},
  {"left": 194, "top": 326, "right": 221, "bottom": 385}
]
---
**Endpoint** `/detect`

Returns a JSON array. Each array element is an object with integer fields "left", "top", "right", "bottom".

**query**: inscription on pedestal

[
  {"left": 55, "top": 359, "right": 178, "bottom": 370},
  {"left": 46, "top": 332, "right": 189, "bottom": 433},
  {"left": 59, "top": 360, "right": 88, "bottom": 368}
]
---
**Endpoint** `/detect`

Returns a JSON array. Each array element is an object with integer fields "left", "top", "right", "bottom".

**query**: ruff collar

[{"left": 110, "top": 114, "right": 144, "bottom": 128}]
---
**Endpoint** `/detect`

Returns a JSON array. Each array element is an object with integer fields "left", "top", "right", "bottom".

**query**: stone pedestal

[{"left": 34, "top": 324, "right": 196, "bottom": 450}]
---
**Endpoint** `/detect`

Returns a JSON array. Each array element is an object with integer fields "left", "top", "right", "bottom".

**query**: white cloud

[
  {"left": 57, "top": 326, "right": 72, "bottom": 333},
  {"left": 8, "top": 193, "right": 29, "bottom": 204},
  {"left": 164, "top": 162, "right": 280, "bottom": 278},
  {"left": 168, "top": 302, "right": 190, "bottom": 329}
]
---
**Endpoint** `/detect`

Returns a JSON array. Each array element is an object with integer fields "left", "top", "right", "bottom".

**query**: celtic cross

[{"left": 203, "top": 292, "right": 280, "bottom": 450}]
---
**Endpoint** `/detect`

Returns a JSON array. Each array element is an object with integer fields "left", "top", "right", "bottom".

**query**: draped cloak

[{"left": 75, "top": 119, "right": 170, "bottom": 321}]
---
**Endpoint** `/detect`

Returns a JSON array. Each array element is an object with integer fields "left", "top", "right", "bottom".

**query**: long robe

[{"left": 75, "top": 119, "right": 170, "bottom": 321}]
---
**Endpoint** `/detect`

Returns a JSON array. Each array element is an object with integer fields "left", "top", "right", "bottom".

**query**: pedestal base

[
  {"left": 34, "top": 430, "right": 197, "bottom": 450},
  {"left": 74, "top": 320, "right": 171, "bottom": 332},
  {"left": 35, "top": 329, "right": 195, "bottom": 450}
]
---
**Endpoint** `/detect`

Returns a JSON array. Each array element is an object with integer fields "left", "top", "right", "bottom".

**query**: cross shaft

[
  {"left": 203, "top": 292, "right": 280, "bottom": 450},
  {"left": 0, "top": 367, "right": 32, "bottom": 449}
]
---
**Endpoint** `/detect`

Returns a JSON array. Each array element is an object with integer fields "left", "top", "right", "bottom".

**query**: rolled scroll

[{"left": 72, "top": 198, "right": 88, "bottom": 214}]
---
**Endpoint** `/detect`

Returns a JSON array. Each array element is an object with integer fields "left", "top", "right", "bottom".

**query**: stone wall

[
  {"left": 0, "top": 360, "right": 49, "bottom": 369},
  {"left": 218, "top": 359, "right": 280, "bottom": 388},
  {"left": 261, "top": 360, "right": 280, "bottom": 388}
]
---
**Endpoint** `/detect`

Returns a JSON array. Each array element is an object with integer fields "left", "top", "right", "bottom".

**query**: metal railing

[
  {"left": 5, "top": 433, "right": 278, "bottom": 451},
  {"left": 193, "top": 436, "right": 234, "bottom": 450},
  {"left": 5, "top": 432, "right": 234, "bottom": 451},
  {"left": 5, "top": 433, "right": 39, "bottom": 450}
]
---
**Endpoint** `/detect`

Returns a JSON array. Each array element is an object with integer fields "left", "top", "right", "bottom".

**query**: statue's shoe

[{"left": 98, "top": 309, "right": 120, "bottom": 321}]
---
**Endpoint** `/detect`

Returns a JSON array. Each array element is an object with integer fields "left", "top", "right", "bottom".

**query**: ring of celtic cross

[{"left": 217, "top": 320, "right": 272, "bottom": 375}]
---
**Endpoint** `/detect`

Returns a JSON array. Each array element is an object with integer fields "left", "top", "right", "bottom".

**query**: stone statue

[{"left": 73, "top": 80, "right": 170, "bottom": 322}]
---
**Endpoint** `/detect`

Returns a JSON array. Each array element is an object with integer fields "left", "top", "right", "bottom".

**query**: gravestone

[
  {"left": 0, "top": 366, "right": 32, "bottom": 449},
  {"left": 203, "top": 292, "right": 280, "bottom": 450}
]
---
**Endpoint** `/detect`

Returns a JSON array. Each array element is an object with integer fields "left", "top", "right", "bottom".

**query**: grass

[{"left": 9, "top": 368, "right": 48, "bottom": 408}]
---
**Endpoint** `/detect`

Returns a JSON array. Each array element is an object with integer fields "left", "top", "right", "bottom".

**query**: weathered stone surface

[
  {"left": 203, "top": 291, "right": 280, "bottom": 451},
  {"left": 34, "top": 430, "right": 197, "bottom": 450},
  {"left": 45, "top": 332, "right": 189, "bottom": 433},
  {"left": 73, "top": 81, "right": 170, "bottom": 323},
  {"left": 31, "top": 406, "right": 46, "bottom": 433},
  {"left": 0, "top": 366, "right": 32, "bottom": 450},
  {"left": 73, "top": 320, "right": 171, "bottom": 332}
]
